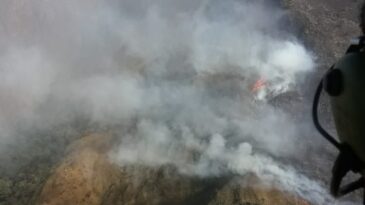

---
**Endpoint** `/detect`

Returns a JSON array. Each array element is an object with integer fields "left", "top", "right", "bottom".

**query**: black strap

[{"left": 312, "top": 78, "right": 341, "bottom": 149}]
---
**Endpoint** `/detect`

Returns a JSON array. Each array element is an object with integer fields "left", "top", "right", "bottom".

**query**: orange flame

[{"left": 251, "top": 78, "right": 267, "bottom": 93}]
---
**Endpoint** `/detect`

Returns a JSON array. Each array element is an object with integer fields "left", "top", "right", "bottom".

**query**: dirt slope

[
  {"left": 37, "top": 134, "right": 121, "bottom": 205},
  {"left": 37, "top": 133, "right": 310, "bottom": 205}
]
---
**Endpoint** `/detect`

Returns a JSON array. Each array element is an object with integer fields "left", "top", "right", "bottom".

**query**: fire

[{"left": 251, "top": 78, "right": 267, "bottom": 93}]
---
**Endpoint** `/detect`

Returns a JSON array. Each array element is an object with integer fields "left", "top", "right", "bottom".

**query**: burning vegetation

[{"left": 0, "top": 0, "right": 362, "bottom": 205}]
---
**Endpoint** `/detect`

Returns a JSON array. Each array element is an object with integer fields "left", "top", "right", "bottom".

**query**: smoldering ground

[{"left": 0, "top": 0, "right": 355, "bottom": 204}]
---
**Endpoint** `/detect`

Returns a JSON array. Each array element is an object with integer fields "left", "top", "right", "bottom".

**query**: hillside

[{"left": 0, "top": 1, "right": 363, "bottom": 205}]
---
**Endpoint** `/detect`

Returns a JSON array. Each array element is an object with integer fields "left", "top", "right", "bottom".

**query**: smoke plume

[{"left": 0, "top": 0, "right": 355, "bottom": 204}]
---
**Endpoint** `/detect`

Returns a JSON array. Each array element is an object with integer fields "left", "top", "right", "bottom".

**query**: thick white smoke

[{"left": 0, "top": 0, "right": 355, "bottom": 204}]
